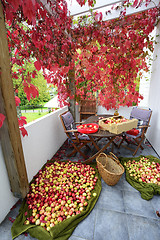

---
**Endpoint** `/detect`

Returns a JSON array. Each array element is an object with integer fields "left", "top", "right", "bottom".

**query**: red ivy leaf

[
  {"left": 7, "top": 0, "right": 20, "bottom": 12},
  {"left": 23, "top": 82, "right": 39, "bottom": 101},
  {"left": 15, "top": 96, "right": 21, "bottom": 106},
  {"left": 8, "top": 217, "right": 15, "bottom": 223},
  {"left": 23, "top": 85, "right": 31, "bottom": 101},
  {"left": 18, "top": 116, "right": 28, "bottom": 137},
  {"left": 0, "top": 113, "right": 5, "bottom": 128},
  {"left": 30, "top": 84, "right": 39, "bottom": 98},
  {"left": 19, "top": 127, "right": 28, "bottom": 137},
  {"left": 22, "top": 0, "right": 36, "bottom": 25},
  {"left": 18, "top": 116, "right": 27, "bottom": 127},
  {"left": 34, "top": 60, "right": 41, "bottom": 71}
]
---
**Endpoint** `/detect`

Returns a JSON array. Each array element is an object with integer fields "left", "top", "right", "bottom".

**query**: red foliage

[
  {"left": 19, "top": 127, "right": 28, "bottom": 137},
  {"left": 0, "top": 113, "right": 5, "bottom": 128},
  {"left": 0, "top": 0, "right": 159, "bottom": 132},
  {"left": 15, "top": 96, "right": 21, "bottom": 106},
  {"left": 23, "top": 81, "right": 39, "bottom": 101},
  {"left": 18, "top": 116, "right": 28, "bottom": 137},
  {"left": 18, "top": 116, "right": 27, "bottom": 127},
  {"left": 34, "top": 61, "right": 41, "bottom": 71},
  {"left": 74, "top": 9, "right": 158, "bottom": 109}
]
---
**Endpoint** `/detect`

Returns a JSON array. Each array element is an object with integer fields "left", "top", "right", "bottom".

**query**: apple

[
  {"left": 125, "top": 157, "right": 160, "bottom": 186},
  {"left": 25, "top": 161, "right": 98, "bottom": 231}
]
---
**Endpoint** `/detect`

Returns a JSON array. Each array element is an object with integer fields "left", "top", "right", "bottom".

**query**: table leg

[
  {"left": 88, "top": 135, "right": 100, "bottom": 151},
  {"left": 84, "top": 136, "right": 116, "bottom": 164}
]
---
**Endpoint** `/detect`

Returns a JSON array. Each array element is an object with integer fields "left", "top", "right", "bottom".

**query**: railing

[{"left": 21, "top": 106, "right": 68, "bottom": 182}]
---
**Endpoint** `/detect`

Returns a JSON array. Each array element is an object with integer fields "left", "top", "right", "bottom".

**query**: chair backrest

[
  {"left": 130, "top": 107, "right": 152, "bottom": 133},
  {"left": 79, "top": 99, "right": 97, "bottom": 114},
  {"left": 61, "top": 111, "right": 74, "bottom": 129},
  {"left": 59, "top": 111, "right": 75, "bottom": 138},
  {"left": 79, "top": 99, "right": 97, "bottom": 121}
]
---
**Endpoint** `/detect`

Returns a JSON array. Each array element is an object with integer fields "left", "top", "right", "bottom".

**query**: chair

[
  {"left": 59, "top": 111, "right": 92, "bottom": 159},
  {"left": 118, "top": 107, "right": 152, "bottom": 156},
  {"left": 79, "top": 99, "right": 97, "bottom": 122}
]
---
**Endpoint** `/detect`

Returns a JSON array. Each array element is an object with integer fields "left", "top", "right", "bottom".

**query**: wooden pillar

[
  {"left": 68, "top": 67, "right": 76, "bottom": 119},
  {"left": 0, "top": 2, "right": 29, "bottom": 198}
]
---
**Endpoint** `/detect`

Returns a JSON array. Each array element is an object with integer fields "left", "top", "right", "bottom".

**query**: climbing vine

[{"left": 0, "top": 0, "right": 159, "bottom": 134}]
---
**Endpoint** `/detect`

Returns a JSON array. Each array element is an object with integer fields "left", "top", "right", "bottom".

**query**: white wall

[
  {"left": 76, "top": 104, "right": 133, "bottom": 121},
  {"left": 139, "top": 75, "right": 151, "bottom": 108},
  {"left": 22, "top": 106, "right": 68, "bottom": 182},
  {"left": 139, "top": 28, "right": 156, "bottom": 108},
  {"left": 0, "top": 143, "right": 18, "bottom": 223},
  {"left": 147, "top": 23, "right": 160, "bottom": 157},
  {"left": 97, "top": 105, "right": 132, "bottom": 119}
]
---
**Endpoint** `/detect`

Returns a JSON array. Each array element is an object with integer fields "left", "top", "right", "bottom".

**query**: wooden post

[
  {"left": 68, "top": 67, "right": 76, "bottom": 119},
  {"left": 0, "top": 2, "right": 29, "bottom": 198}
]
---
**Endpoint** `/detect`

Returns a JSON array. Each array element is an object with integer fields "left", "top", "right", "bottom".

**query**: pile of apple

[
  {"left": 24, "top": 161, "right": 98, "bottom": 231},
  {"left": 124, "top": 157, "right": 160, "bottom": 185},
  {"left": 104, "top": 117, "right": 127, "bottom": 125}
]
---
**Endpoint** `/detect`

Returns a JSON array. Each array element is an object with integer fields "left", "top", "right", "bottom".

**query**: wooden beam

[
  {"left": 68, "top": 67, "right": 76, "bottom": 119},
  {"left": 0, "top": 2, "right": 29, "bottom": 198},
  {"left": 67, "top": 0, "right": 159, "bottom": 21},
  {"left": 67, "top": 0, "right": 122, "bottom": 17},
  {"left": 102, "top": 0, "right": 160, "bottom": 21}
]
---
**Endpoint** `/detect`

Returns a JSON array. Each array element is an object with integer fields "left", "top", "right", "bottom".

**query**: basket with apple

[{"left": 99, "top": 115, "right": 138, "bottom": 134}]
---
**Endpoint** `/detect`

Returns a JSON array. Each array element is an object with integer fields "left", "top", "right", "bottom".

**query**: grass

[
  {"left": 22, "top": 111, "right": 49, "bottom": 123},
  {"left": 20, "top": 106, "right": 48, "bottom": 111}
]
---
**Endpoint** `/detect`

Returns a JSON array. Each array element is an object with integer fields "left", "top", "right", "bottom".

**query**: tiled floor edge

[
  {"left": 125, "top": 211, "right": 160, "bottom": 221},
  {"left": 92, "top": 207, "right": 99, "bottom": 240}
]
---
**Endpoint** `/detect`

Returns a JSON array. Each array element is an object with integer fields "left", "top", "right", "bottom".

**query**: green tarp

[
  {"left": 11, "top": 161, "right": 102, "bottom": 240},
  {"left": 120, "top": 155, "right": 160, "bottom": 200}
]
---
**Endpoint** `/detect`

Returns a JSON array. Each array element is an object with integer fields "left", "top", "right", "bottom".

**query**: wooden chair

[
  {"left": 79, "top": 99, "right": 97, "bottom": 122},
  {"left": 59, "top": 111, "right": 92, "bottom": 159},
  {"left": 118, "top": 107, "right": 152, "bottom": 156}
]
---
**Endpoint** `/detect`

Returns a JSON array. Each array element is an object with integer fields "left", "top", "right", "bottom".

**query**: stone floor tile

[
  {"left": 71, "top": 207, "right": 96, "bottom": 240},
  {"left": 0, "top": 219, "right": 13, "bottom": 240},
  {"left": 150, "top": 194, "right": 160, "bottom": 219},
  {"left": 126, "top": 214, "right": 160, "bottom": 240},
  {"left": 0, "top": 231, "right": 12, "bottom": 240},
  {"left": 69, "top": 236, "right": 88, "bottom": 240},
  {"left": 95, "top": 188, "right": 125, "bottom": 213},
  {"left": 94, "top": 209, "right": 129, "bottom": 240},
  {"left": 123, "top": 190, "right": 156, "bottom": 219}
]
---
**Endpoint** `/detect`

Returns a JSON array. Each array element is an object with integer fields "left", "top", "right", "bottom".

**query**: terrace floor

[{"left": 0, "top": 137, "right": 160, "bottom": 240}]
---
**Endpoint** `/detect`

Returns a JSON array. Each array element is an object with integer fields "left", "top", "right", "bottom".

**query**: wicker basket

[
  {"left": 99, "top": 117, "right": 138, "bottom": 134},
  {"left": 96, "top": 152, "right": 124, "bottom": 186}
]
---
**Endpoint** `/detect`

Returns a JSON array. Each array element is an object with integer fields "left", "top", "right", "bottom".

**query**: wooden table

[{"left": 83, "top": 115, "right": 121, "bottom": 163}]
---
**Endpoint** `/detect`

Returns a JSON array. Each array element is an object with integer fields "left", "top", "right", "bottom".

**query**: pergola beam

[
  {"left": 67, "top": 0, "right": 159, "bottom": 21},
  {"left": 67, "top": 0, "right": 122, "bottom": 17},
  {"left": 103, "top": 0, "right": 160, "bottom": 21}
]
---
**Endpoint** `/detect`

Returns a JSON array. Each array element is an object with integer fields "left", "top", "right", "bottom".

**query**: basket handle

[
  {"left": 108, "top": 152, "right": 120, "bottom": 164},
  {"left": 97, "top": 153, "right": 108, "bottom": 168}
]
